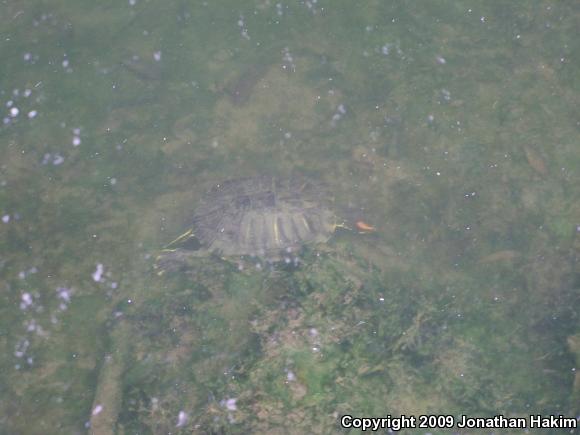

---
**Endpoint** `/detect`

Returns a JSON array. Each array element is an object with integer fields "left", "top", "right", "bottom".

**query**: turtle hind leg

[
  {"left": 163, "top": 228, "right": 196, "bottom": 250},
  {"left": 154, "top": 248, "right": 204, "bottom": 275}
]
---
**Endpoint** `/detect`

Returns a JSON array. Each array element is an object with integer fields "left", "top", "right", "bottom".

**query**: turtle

[{"left": 156, "top": 175, "right": 373, "bottom": 271}]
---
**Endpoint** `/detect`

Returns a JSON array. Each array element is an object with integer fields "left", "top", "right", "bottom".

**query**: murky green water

[{"left": 1, "top": 1, "right": 579, "bottom": 434}]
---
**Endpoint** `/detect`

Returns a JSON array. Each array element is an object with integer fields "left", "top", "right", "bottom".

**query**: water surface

[{"left": 1, "top": 1, "right": 579, "bottom": 433}]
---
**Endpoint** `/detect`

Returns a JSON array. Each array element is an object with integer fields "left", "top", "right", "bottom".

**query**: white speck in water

[
  {"left": 129, "top": 0, "right": 137, "bottom": 5},
  {"left": 62, "top": 59, "right": 69, "bottom": 68},
  {"left": 330, "top": 103, "right": 346, "bottom": 127},
  {"left": 281, "top": 47, "right": 296, "bottom": 71},
  {"left": 23, "top": 89, "right": 32, "bottom": 97},
  {"left": 436, "top": 55, "right": 446, "bottom": 64},
  {"left": 57, "top": 287, "right": 71, "bottom": 303},
  {"left": 23, "top": 52, "right": 32, "bottom": 61},
  {"left": 110, "top": 178, "right": 117, "bottom": 186},
  {"left": 2, "top": 214, "right": 10, "bottom": 223},
  {"left": 176, "top": 411, "right": 188, "bottom": 427},
  {"left": 72, "top": 136, "right": 81, "bottom": 146},
  {"left": 26, "top": 319, "right": 37, "bottom": 332},
  {"left": 52, "top": 154, "right": 64, "bottom": 165},
  {"left": 92, "top": 263, "right": 104, "bottom": 282},
  {"left": 92, "top": 404, "right": 103, "bottom": 416},
  {"left": 10, "top": 107, "right": 19, "bottom": 117},
  {"left": 237, "top": 15, "right": 250, "bottom": 40},
  {"left": 14, "top": 338, "right": 30, "bottom": 358},
  {"left": 28, "top": 110, "right": 37, "bottom": 119},
  {"left": 286, "top": 370, "right": 296, "bottom": 382},
  {"left": 20, "top": 292, "right": 33, "bottom": 310},
  {"left": 153, "top": 51, "right": 162, "bottom": 61},
  {"left": 6, "top": 100, "right": 13, "bottom": 108},
  {"left": 224, "top": 398, "right": 237, "bottom": 411}
]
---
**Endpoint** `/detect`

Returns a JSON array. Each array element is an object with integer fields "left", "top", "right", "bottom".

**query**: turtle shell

[{"left": 190, "top": 176, "right": 338, "bottom": 257}]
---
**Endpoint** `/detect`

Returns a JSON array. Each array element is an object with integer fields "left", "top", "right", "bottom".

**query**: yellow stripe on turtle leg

[{"left": 164, "top": 228, "right": 194, "bottom": 249}]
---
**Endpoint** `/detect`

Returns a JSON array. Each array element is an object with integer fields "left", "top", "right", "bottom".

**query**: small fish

[
  {"left": 524, "top": 146, "right": 548, "bottom": 176},
  {"left": 478, "top": 250, "right": 519, "bottom": 264},
  {"left": 121, "top": 57, "right": 163, "bottom": 81},
  {"left": 223, "top": 64, "right": 268, "bottom": 105}
]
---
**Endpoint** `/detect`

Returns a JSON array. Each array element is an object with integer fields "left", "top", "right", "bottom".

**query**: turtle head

[
  {"left": 338, "top": 206, "right": 377, "bottom": 234},
  {"left": 354, "top": 220, "right": 375, "bottom": 233}
]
